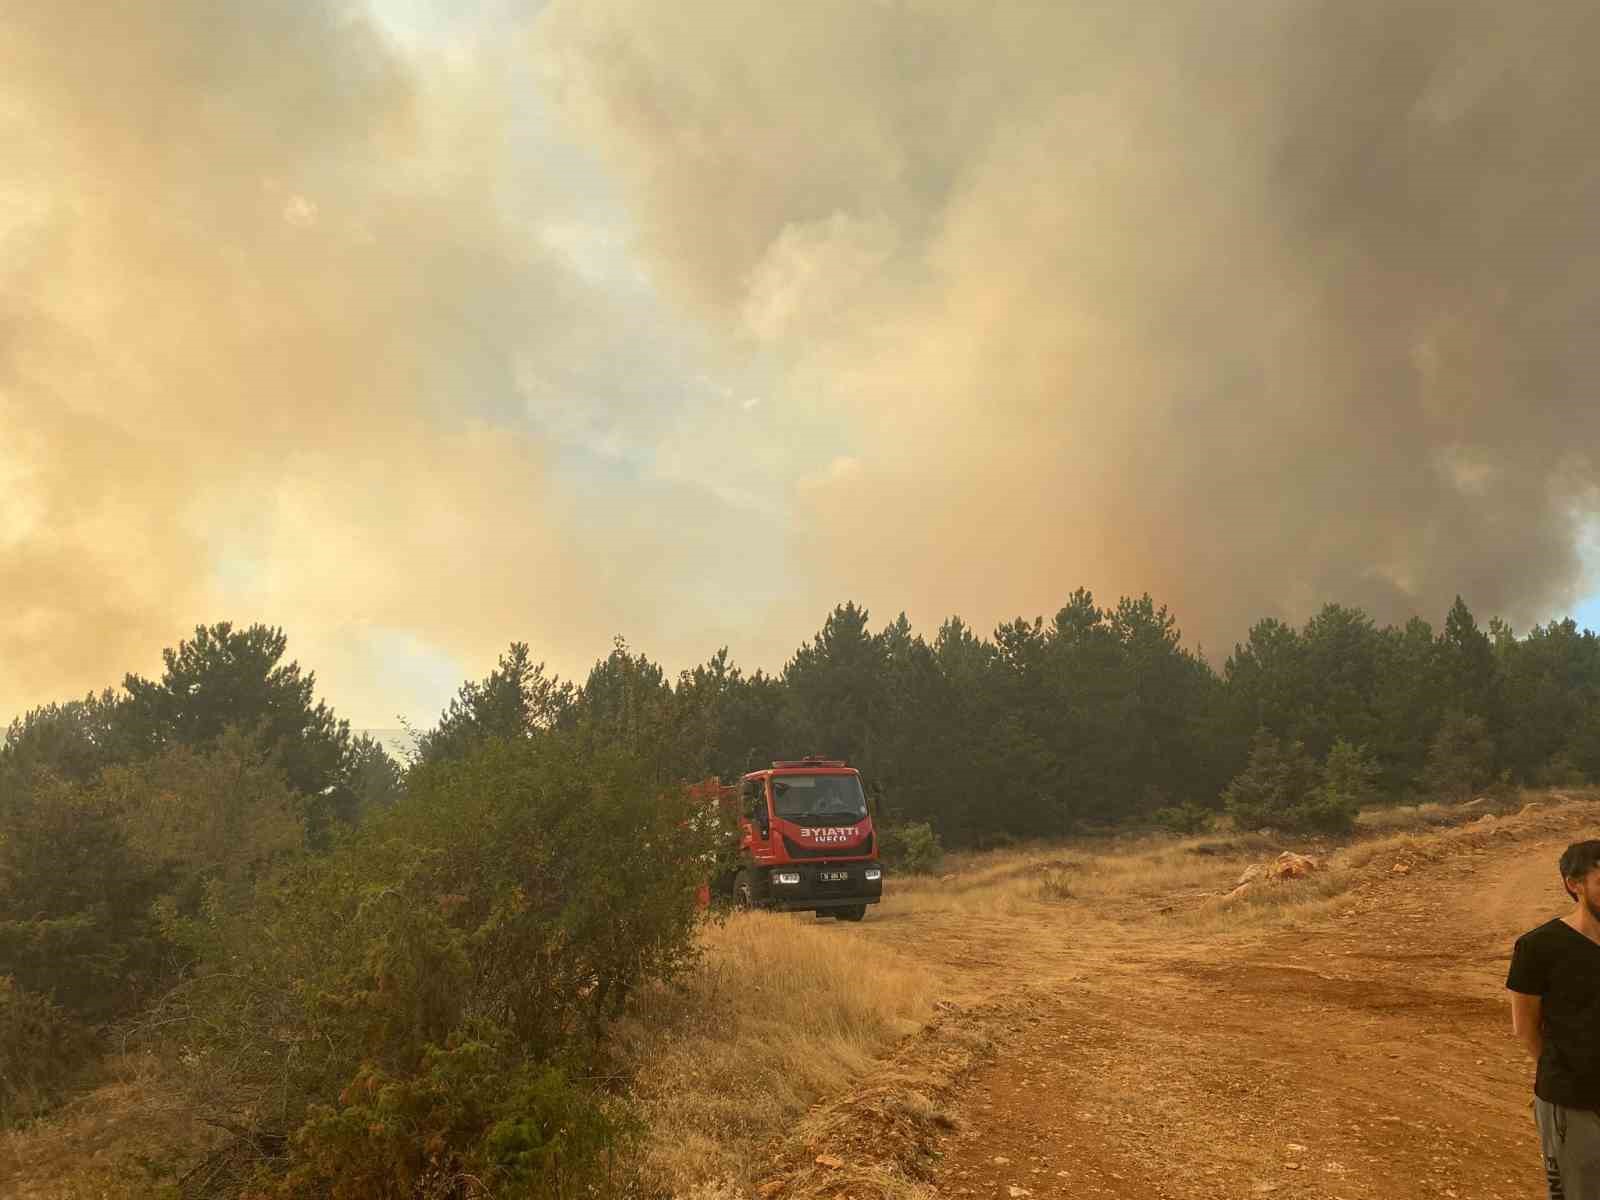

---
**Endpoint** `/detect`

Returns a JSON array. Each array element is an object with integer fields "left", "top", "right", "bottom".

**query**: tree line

[
  {"left": 420, "top": 591, "right": 1598, "bottom": 841},
  {"left": 1, "top": 592, "right": 1596, "bottom": 1192}
]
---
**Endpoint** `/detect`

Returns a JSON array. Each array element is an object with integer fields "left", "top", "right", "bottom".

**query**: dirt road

[{"left": 841, "top": 816, "right": 1593, "bottom": 1199}]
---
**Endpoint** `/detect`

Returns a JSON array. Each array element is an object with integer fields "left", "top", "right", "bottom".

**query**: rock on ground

[{"left": 1267, "top": 851, "right": 1319, "bottom": 881}]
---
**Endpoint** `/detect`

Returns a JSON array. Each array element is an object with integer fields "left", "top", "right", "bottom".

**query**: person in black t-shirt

[{"left": 1508, "top": 840, "right": 1600, "bottom": 1199}]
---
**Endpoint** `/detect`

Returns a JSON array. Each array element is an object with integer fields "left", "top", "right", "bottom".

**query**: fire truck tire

[
  {"left": 733, "top": 871, "right": 756, "bottom": 911},
  {"left": 837, "top": 905, "right": 867, "bottom": 922}
]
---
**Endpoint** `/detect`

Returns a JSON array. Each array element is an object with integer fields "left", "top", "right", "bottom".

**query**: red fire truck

[{"left": 715, "top": 756, "right": 883, "bottom": 920}]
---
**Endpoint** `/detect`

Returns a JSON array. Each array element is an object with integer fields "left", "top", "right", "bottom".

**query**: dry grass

[
  {"left": 1355, "top": 799, "right": 1466, "bottom": 833},
  {"left": 9, "top": 912, "right": 940, "bottom": 1200},
  {"left": 13, "top": 789, "right": 1599, "bottom": 1200},
  {"left": 614, "top": 911, "right": 938, "bottom": 1196},
  {"left": 753, "top": 999, "right": 1002, "bottom": 1200},
  {"left": 1035, "top": 867, "right": 1075, "bottom": 901},
  {"left": 0, "top": 1051, "right": 210, "bottom": 1200},
  {"left": 890, "top": 789, "right": 1600, "bottom": 931},
  {"left": 806, "top": 791, "right": 1600, "bottom": 956},
  {"left": 1184, "top": 788, "right": 1600, "bottom": 929},
  {"left": 11, "top": 910, "right": 941, "bottom": 1200},
  {"left": 885, "top": 833, "right": 1283, "bottom": 924},
  {"left": 1340, "top": 789, "right": 1592, "bottom": 869},
  {"left": 1353, "top": 785, "right": 1600, "bottom": 835}
]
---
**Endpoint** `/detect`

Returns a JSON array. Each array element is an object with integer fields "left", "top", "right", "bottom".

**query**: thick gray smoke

[
  {"left": 538, "top": 0, "right": 1600, "bottom": 650},
  {"left": 6, "top": 1, "right": 1600, "bottom": 724}
]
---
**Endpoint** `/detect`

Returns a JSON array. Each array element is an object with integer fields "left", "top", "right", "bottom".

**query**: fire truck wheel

[
  {"left": 733, "top": 874, "right": 755, "bottom": 911},
  {"left": 837, "top": 905, "right": 867, "bottom": 922}
]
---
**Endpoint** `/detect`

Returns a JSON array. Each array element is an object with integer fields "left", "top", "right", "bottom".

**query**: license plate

[{"left": 819, "top": 870, "right": 849, "bottom": 882}]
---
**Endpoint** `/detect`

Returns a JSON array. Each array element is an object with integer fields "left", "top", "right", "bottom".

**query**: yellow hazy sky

[{"left": 5, "top": 1, "right": 1600, "bottom": 726}]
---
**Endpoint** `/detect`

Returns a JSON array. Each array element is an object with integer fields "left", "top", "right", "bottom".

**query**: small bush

[
  {"left": 1223, "top": 732, "right": 1322, "bottom": 832},
  {"left": 1423, "top": 711, "right": 1495, "bottom": 802},
  {"left": 1284, "top": 789, "right": 1360, "bottom": 835},
  {"left": 158, "top": 731, "right": 713, "bottom": 1194},
  {"left": 877, "top": 821, "right": 945, "bottom": 875},
  {"left": 266, "top": 1043, "right": 634, "bottom": 1199},
  {"left": 1152, "top": 803, "right": 1214, "bottom": 835},
  {"left": 1537, "top": 753, "right": 1589, "bottom": 789},
  {"left": 105, "top": 729, "right": 306, "bottom": 920},
  {"left": 1223, "top": 732, "right": 1365, "bottom": 836},
  {"left": 1037, "top": 869, "right": 1074, "bottom": 901},
  {"left": 0, "top": 772, "right": 170, "bottom": 1024},
  {"left": 0, "top": 976, "right": 94, "bottom": 1122},
  {"left": 1304, "top": 738, "right": 1378, "bottom": 834}
]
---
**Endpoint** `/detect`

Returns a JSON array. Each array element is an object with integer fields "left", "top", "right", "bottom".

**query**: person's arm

[{"left": 1510, "top": 990, "right": 1543, "bottom": 1062}]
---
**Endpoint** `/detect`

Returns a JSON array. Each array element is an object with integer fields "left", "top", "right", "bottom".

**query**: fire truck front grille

[{"left": 780, "top": 832, "right": 874, "bottom": 859}]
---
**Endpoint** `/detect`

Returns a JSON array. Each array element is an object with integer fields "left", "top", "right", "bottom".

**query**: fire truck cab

[{"left": 727, "top": 757, "right": 883, "bottom": 921}]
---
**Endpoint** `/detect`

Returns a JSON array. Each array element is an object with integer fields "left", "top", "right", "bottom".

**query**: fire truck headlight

[
  {"left": 774, "top": 872, "right": 801, "bottom": 885},
  {"left": 864, "top": 868, "right": 882, "bottom": 881}
]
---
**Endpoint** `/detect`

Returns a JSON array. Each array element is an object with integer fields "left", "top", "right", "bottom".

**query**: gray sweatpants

[{"left": 1537, "top": 1098, "right": 1600, "bottom": 1199}]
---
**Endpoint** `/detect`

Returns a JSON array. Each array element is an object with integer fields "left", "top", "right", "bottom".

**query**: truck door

[{"left": 742, "top": 776, "right": 773, "bottom": 860}]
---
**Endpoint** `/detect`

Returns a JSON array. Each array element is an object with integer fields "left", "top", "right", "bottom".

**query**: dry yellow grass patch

[
  {"left": 771, "top": 1008, "right": 998, "bottom": 1200},
  {"left": 615, "top": 911, "right": 937, "bottom": 1196},
  {"left": 877, "top": 791, "right": 1600, "bottom": 937},
  {"left": 1360, "top": 787, "right": 1598, "bottom": 834},
  {"left": 0, "top": 1051, "right": 211, "bottom": 1200},
  {"left": 885, "top": 832, "right": 1283, "bottom": 923},
  {"left": 1355, "top": 799, "right": 1465, "bottom": 833},
  {"left": 1186, "top": 788, "right": 1600, "bottom": 929}
]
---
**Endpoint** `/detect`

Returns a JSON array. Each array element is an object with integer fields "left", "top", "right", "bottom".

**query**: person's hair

[{"left": 1560, "top": 841, "right": 1600, "bottom": 900}]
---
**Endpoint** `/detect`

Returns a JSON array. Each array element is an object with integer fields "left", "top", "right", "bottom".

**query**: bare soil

[{"left": 784, "top": 809, "right": 1594, "bottom": 1200}]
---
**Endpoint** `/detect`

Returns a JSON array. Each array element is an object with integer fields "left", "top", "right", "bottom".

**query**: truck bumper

[{"left": 761, "top": 861, "right": 883, "bottom": 911}]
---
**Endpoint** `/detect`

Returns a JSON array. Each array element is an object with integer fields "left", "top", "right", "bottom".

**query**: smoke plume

[
  {"left": 0, "top": 2, "right": 787, "bottom": 721},
  {"left": 6, "top": 1, "right": 1600, "bottom": 723},
  {"left": 538, "top": 0, "right": 1600, "bottom": 650}
]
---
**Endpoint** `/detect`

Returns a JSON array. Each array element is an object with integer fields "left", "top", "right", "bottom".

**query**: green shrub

[
  {"left": 1423, "top": 711, "right": 1495, "bottom": 802},
  {"left": 1283, "top": 789, "right": 1359, "bottom": 835},
  {"left": 1152, "top": 802, "right": 1214, "bottom": 835},
  {"left": 0, "top": 772, "right": 169, "bottom": 1022},
  {"left": 267, "top": 1041, "right": 633, "bottom": 1199},
  {"left": 1308, "top": 738, "right": 1378, "bottom": 833},
  {"left": 105, "top": 729, "right": 306, "bottom": 920},
  {"left": 1223, "top": 731, "right": 1363, "bottom": 836},
  {"left": 0, "top": 975, "right": 94, "bottom": 1122},
  {"left": 160, "top": 731, "right": 714, "bottom": 1194},
  {"left": 1223, "top": 732, "right": 1321, "bottom": 832},
  {"left": 1536, "top": 752, "right": 1588, "bottom": 789},
  {"left": 877, "top": 821, "right": 944, "bottom": 874}
]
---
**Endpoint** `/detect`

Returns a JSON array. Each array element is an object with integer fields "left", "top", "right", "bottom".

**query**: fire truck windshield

[{"left": 770, "top": 774, "right": 868, "bottom": 825}]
